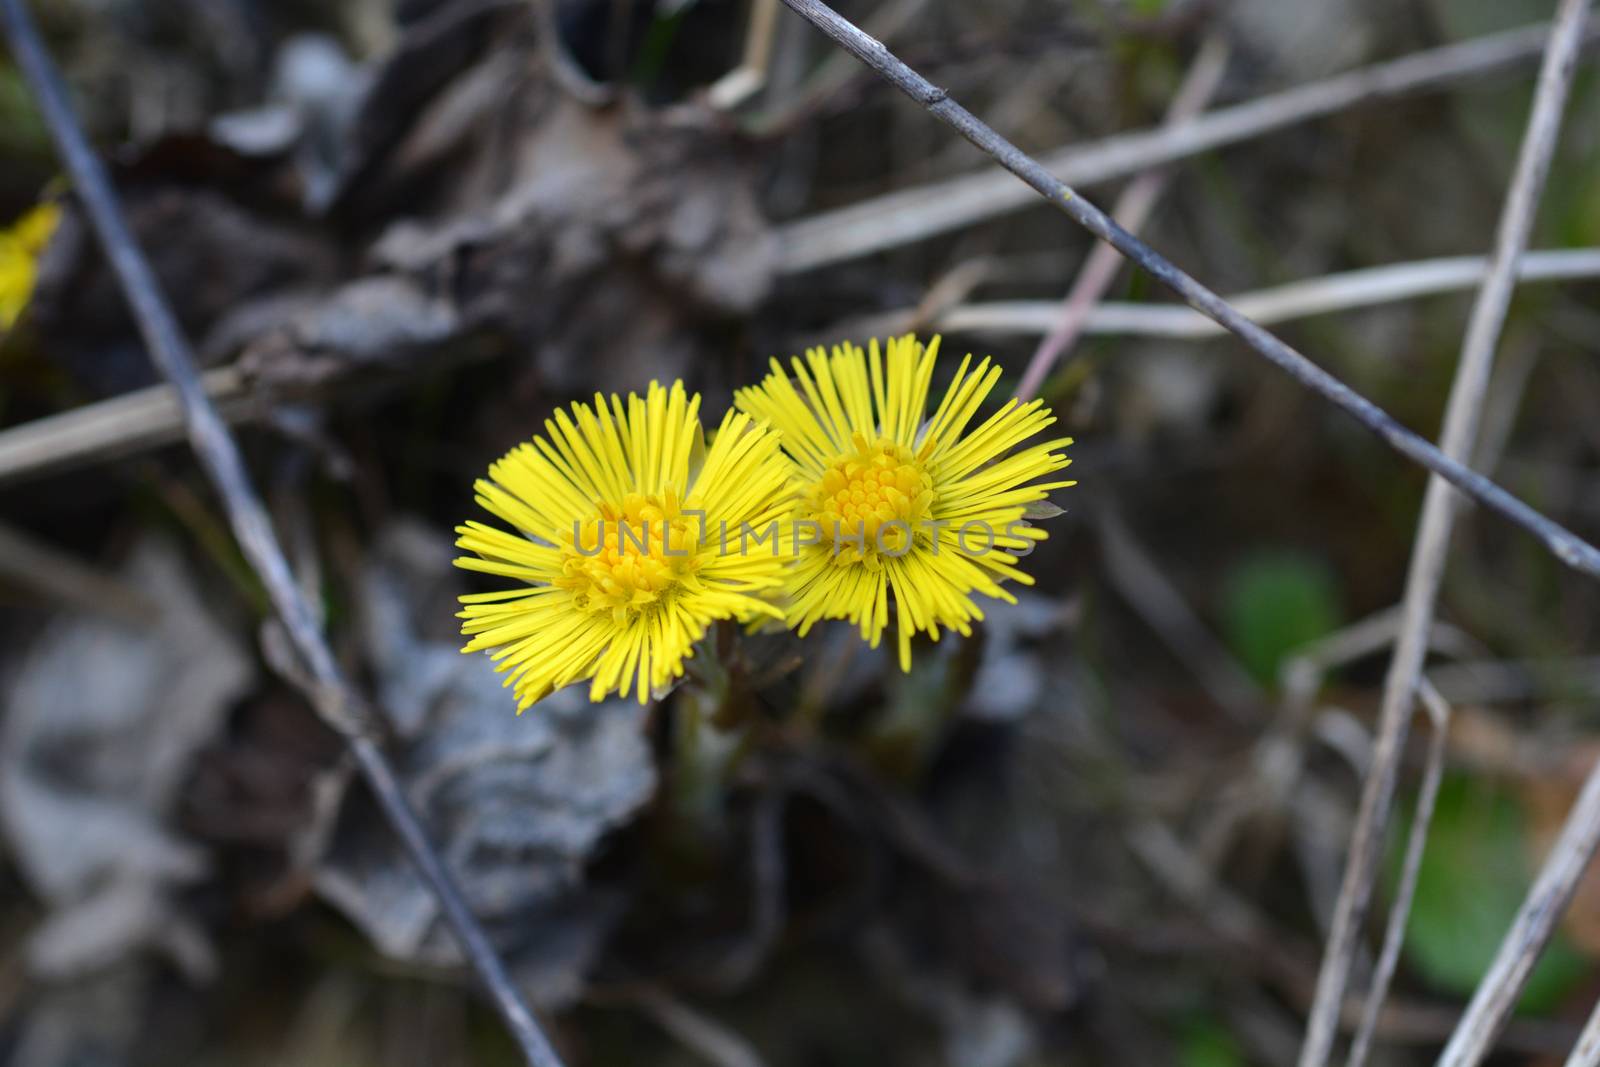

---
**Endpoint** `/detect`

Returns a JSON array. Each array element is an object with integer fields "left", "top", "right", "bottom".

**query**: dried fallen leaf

[
  {"left": 0, "top": 537, "right": 253, "bottom": 980},
  {"left": 310, "top": 522, "right": 657, "bottom": 1005}
]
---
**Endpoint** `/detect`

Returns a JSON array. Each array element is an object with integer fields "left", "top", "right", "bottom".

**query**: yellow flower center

[
  {"left": 556, "top": 489, "right": 703, "bottom": 621},
  {"left": 808, "top": 433, "right": 934, "bottom": 565}
]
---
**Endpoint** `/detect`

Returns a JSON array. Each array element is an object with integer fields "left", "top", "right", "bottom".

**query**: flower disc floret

[
  {"left": 808, "top": 433, "right": 933, "bottom": 563},
  {"left": 557, "top": 490, "right": 704, "bottom": 620}
]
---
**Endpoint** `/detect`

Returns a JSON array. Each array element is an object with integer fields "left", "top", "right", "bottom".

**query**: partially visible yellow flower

[
  {"left": 735, "top": 335, "right": 1074, "bottom": 670},
  {"left": 0, "top": 201, "right": 59, "bottom": 332},
  {"left": 455, "top": 381, "right": 795, "bottom": 709}
]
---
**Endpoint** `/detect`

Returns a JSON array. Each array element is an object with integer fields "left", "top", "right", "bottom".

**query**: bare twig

[
  {"left": 773, "top": 0, "right": 1600, "bottom": 583},
  {"left": 1128, "top": 820, "right": 1272, "bottom": 947},
  {"left": 708, "top": 0, "right": 782, "bottom": 110},
  {"left": 0, "top": 520, "right": 157, "bottom": 621},
  {"left": 0, "top": 366, "right": 246, "bottom": 486},
  {"left": 1016, "top": 34, "right": 1231, "bottom": 400},
  {"left": 628, "top": 988, "right": 769, "bottom": 1067},
  {"left": 704, "top": 790, "right": 788, "bottom": 988},
  {"left": 1281, "top": 608, "right": 1481, "bottom": 716},
  {"left": 7, "top": 251, "right": 1600, "bottom": 490},
  {"left": 930, "top": 249, "right": 1600, "bottom": 340},
  {"left": 746, "top": 0, "right": 927, "bottom": 136},
  {"left": 1429, "top": 655, "right": 1600, "bottom": 706},
  {"left": 1194, "top": 607, "right": 1478, "bottom": 873},
  {"left": 1300, "top": 3, "right": 1593, "bottom": 1064},
  {"left": 1438, "top": 733, "right": 1600, "bottom": 1065},
  {"left": 1565, "top": 993, "right": 1600, "bottom": 1067},
  {"left": 0, "top": 3, "right": 565, "bottom": 1065},
  {"left": 1471, "top": 338, "right": 1541, "bottom": 476},
  {"left": 1083, "top": 902, "right": 1580, "bottom": 1057},
  {"left": 1344, "top": 680, "right": 1450, "bottom": 1067},
  {"left": 775, "top": 21, "right": 1598, "bottom": 273}
]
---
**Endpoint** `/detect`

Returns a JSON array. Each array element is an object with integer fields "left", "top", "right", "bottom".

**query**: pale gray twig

[
  {"left": 14, "top": 247, "right": 1593, "bottom": 490},
  {"left": 708, "top": 0, "right": 781, "bottom": 109},
  {"left": 1564, "top": 992, "right": 1600, "bottom": 1067},
  {"left": 1438, "top": 724, "right": 1600, "bottom": 1066},
  {"left": 930, "top": 249, "right": 1600, "bottom": 339},
  {"left": 1194, "top": 607, "right": 1478, "bottom": 872},
  {"left": 746, "top": 0, "right": 927, "bottom": 136},
  {"left": 0, "top": 520, "right": 157, "bottom": 621},
  {"left": 775, "top": 21, "right": 1596, "bottom": 273},
  {"left": 0, "top": 367, "right": 246, "bottom": 487},
  {"left": 8, "top": 233, "right": 1600, "bottom": 531},
  {"left": 1471, "top": 338, "right": 1542, "bottom": 475},
  {"left": 3, "top": 250, "right": 1557, "bottom": 490},
  {"left": 1128, "top": 820, "right": 1270, "bottom": 947},
  {"left": 1344, "top": 680, "right": 1450, "bottom": 1067},
  {"left": 773, "top": 0, "right": 1600, "bottom": 583},
  {"left": 629, "top": 988, "right": 769, "bottom": 1067},
  {"left": 0, "top": 2, "right": 565, "bottom": 1064},
  {"left": 1301, "top": 3, "right": 1594, "bottom": 1064},
  {"left": 1428, "top": 656, "right": 1600, "bottom": 706},
  {"left": 1016, "top": 34, "right": 1230, "bottom": 400}
]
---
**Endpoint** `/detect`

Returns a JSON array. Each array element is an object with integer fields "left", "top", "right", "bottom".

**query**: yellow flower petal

[
  {"left": 456, "top": 381, "right": 796, "bottom": 710},
  {"left": 735, "top": 334, "right": 1074, "bottom": 669},
  {"left": 0, "top": 201, "right": 59, "bottom": 332}
]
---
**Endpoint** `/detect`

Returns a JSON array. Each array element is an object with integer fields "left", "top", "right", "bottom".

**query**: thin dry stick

[
  {"left": 1194, "top": 607, "right": 1478, "bottom": 874},
  {"left": 936, "top": 249, "right": 1600, "bottom": 339},
  {"left": 0, "top": 520, "right": 156, "bottom": 621},
  {"left": 12, "top": 247, "right": 1599, "bottom": 490},
  {"left": 1471, "top": 339, "right": 1541, "bottom": 477},
  {"left": 772, "top": 0, "right": 1600, "bottom": 583},
  {"left": 1344, "top": 680, "right": 1451, "bottom": 1067},
  {"left": 1015, "top": 35, "right": 1230, "bottom": 401},
  {"left": 0, "top": 3, "right": 565, "bottom": 1065},
  {"left": 1439, "top": 737, "right": 1600, "bottom": 1065},
  {"left": 0, "top": 366, "right": 246, "bottom": 486},
  {"left": 1565, "top": 993, "right": 1600, "bottom": 1067},
  {"left": 775, "top": 21, "right": 1597, "bottom": 273},
  {"left": 746, "top": 0, "right": 927, "bottom": 136},
  {"left": 1129, "top": 819, "right": 1273, "bottom": 947},
  {"left": 1428, "top": 655, "right": 1600, "bottom": 705},
  {"left": 1298, "top": 3, "right": 1593, "bottom": 1064},
  {"left": 630, "top": 988, "right": 769, "bottom": 1067},
  {"left": 708, "top": 0, "right": 782, "bottom": 109}
]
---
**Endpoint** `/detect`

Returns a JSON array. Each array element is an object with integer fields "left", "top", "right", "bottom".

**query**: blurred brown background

[{"left": 2, "top": 0, "right": 1600, "bottom": 1064}]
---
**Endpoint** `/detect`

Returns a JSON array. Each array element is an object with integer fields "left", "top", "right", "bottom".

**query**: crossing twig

[
  {"left": 775, "top": 21, "right": 1599, "bottom": 273},
  {"left": 0, "top": 2, "right": 566, "bottom": 1064},
  {"left": 1015, "top": 33, "right": 1230, "bottom": 401},
  {"left": 1300, "top": 3, "right": 1593, "bottom": 1062},
  {"left": 771, "top": 0, "right": 1600, "bottom": 585},
  {"left": 1344, "top": 680, "right": 1451, "bottom": 1067}
]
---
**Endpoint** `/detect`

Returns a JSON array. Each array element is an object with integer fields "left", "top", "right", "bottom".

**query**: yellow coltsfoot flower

[
  {"left": 456, "top": 381, "right": 795, "bottom": 709},
  {"left": 0, "top": 201, "right": 60, "bottom": 332},
  {"left": 736, "top": 335, "right": 1074, "bottom": 670}
]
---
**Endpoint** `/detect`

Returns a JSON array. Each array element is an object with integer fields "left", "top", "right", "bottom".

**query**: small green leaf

[
  {"left": 1179, "top": 1019, "right": 1245, "bottom": 1067},
  {"left": 1023, "top": 499, "right": 1066, "bottom": 520},
  {"left": 1220, "top": 552, "right": 1341, "bottom": 685},
  {"left": 1396, "top": 775, "right": 1587, "bottom": 1014}
]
